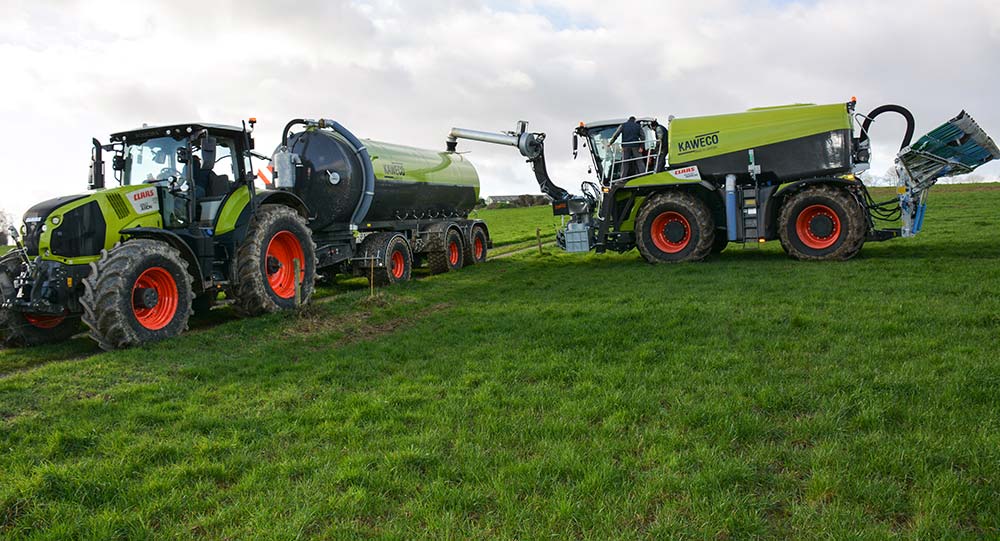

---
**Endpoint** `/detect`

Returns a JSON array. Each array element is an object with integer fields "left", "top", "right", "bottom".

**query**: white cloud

[{"left": 1, "top": 0, "right": 998, "bottom": 219}]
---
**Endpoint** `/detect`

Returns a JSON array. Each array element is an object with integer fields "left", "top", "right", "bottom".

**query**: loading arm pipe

[{"left": 447, "top": 123, "right": 571, "bottom": 201}]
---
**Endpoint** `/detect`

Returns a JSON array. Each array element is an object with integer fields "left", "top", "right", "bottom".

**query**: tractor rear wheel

[
  {"left": 0, "top": 252, "right": 79, "bottom": 347},
  {"left": 428, "top": 228, "right": 464, "bottom": 274},
  {"left": 463, "top": 225, "right": 488, "bottom": 265},
  {"left": 778, "top": 185, "right": 866, "bottom": 261},
  {"left": 81, "top": 240, "right": 194, "bottom": 350},
  {"left": 635, "top": 191, "right": 715, "bottom": 263},
  {"left": 232, "top": 205, "right": 316, "bottom": 316},
  {"left": 361, "top": 233, "right": 412, "bottom": 287}
]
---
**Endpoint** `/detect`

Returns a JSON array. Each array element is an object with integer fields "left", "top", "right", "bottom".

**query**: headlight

[{"left": 51, "top": 216, "right": 61, "bottom": 225}]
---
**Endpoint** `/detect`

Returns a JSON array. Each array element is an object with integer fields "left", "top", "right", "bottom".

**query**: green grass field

[
  {"left": 2, "top": 185, "right": 999, "bottom": 539},
  {"left": 0, "top": 245, "right": 11, "bottom": 257}
]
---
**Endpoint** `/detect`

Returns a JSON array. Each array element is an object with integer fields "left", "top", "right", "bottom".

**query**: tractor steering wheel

[{"left": 156, "top": 167, "right": 182, "bottom": 181}]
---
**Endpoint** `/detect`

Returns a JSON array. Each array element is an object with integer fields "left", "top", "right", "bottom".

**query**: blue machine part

[{"left": 725, "top": 174, "right": 738, "bottom": 241}]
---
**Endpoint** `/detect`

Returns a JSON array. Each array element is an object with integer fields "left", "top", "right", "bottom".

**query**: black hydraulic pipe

[
  {"left": 860, "top": 105, "right": 915, "bottom": 151},
  {"left": 281, "top": 119, "right": 307, "bottom": 146}
]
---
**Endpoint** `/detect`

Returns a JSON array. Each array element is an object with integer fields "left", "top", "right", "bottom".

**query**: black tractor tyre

[
  {"left": 778, "top": 185, "right": 866, "bottom": 261},
  {"left": 711, "top": 232, "right": 729, "bottom": 255},
  {"left": 0, "top": 252, "right": 79, "bottom": 347},
  {"left": 81, "top": 240, "right": 194, "bottom": 351},
  {"left": 428, "top": 228, "right": 465, "bottom": 274},
  {"left": 635, "top": 191, "right": 715, "bottom": 263},
  {"left": 231, "top": 205, "right": 317, "bottom": 317},
  {"left": 463, "top": 225, "right": 489, "bottom": 265},
  {"left": 361, "top": 233, "right": 413, "bottom": 287}
]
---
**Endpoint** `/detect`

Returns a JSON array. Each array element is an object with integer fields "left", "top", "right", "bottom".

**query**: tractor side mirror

[
  {"left": 201, "top": 136, "right": 217, "bottom": 170},
  {"left": 89, "top": 138, "right": 105, "bottom": 190},
  {"left": 572, "top": 134, "right": 579, "bottom": 159}
]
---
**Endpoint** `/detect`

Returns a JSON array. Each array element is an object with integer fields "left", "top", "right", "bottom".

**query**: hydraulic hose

[
  {"left": 281, "top": 119, "right": 307, "bottom": 146},
  {"left": 859, "top": 105, "right": 915, "bottom": 151},
  {"left": 318, "top": 119, "right": 375, "bottom": 227}
]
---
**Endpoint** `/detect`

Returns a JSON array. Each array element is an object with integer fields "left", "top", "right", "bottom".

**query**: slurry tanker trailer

[
  {"left": 1, "top": 118, "right": 488, "bottom": 349},
  {"left": 448, "top": 100, "right": 998, "bottom": 262}
]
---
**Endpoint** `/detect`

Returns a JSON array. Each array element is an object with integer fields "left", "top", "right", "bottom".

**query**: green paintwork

[
  {"left": 669, "top": 103, "right": 852, "bottom": 163},
  {"left": 37, "top": 185, "right": 164, "bottom": 265},
  {"left": 622, "top": 170, "right": 702, "bottom": 188},
  {"left": 214, "top": 185, "right": 252, "bottom": 235},
  {"left": 365, "top": 139, "right": 480, "bottom": 199}
]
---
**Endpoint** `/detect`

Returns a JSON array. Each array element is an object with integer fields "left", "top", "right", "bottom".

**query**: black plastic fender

[{"left": 119, "top": 228, "right": 205, "bottom": 292}]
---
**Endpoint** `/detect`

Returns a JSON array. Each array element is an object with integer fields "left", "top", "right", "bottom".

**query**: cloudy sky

[{"left": 2, "top": 0, "right": 998, "bottom": 220}]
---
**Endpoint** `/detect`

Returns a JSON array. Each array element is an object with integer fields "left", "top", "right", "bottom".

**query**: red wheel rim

[
  {"left": 795, "top": 204, "right": 841, "bottom": 250},
  {"left": 132, "top": 267, "right": 178, "bottom": 331},
  {"left": 650, "top": 211, "right": 691, "bottom": 254},
  {"left": 265, "top": 231, "right": 305, "bottom": 299},
  {"left": 448, "top": 241, "right": 460, "bottom": 266},
  {"left": 24, "top": 313, "right": 65, "bottom": 329},
  {"left": 474, "top": 237, "right": 484, "bottom": 259},
  {"left": 390, "top": 250, "right": 406, "bottom": 279}
]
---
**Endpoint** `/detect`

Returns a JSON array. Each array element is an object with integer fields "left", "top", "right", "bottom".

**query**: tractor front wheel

[
  {"left": 232, "top": 205, "right": 316, "bottom": 316},
  {"left": 0, "top": 252, "right": 79, "bottom": 347},
  {"left": 635, "top": 191, "right": 715, "bottom": 263},
  {"left": 81, "top": 240, "right": 194, "bottom": 350},
  {"left": 778, "top": 185, "right": 866, "bottom": 261}
]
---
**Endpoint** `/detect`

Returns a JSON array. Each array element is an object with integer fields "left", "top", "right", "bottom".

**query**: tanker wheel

[
  {"left": 463, "top": 225, "right": 488, "bottom": 265},
  {"left": 635, "top": 191, "right": 715, "bottom": 263},
  {"left": 778, "top": 185, "right": 866, "bottom": 261},
  {"left": 81, "top": 240, "right": 194, "bottom": 351},
  {"left": 362, "top": 233, "right": 413, "bottom": 287},
  {"left": 0, "top": 252, "right": 79, "bottom": 347},
  {"left": 232, "top": 205, "right": 317, "bottom": 317},
  {"left": 428, "top": 228, "right": 464, "bottom": 274},
  {"left": 711, "top": 232, "right": 729, "bottom": 255}
]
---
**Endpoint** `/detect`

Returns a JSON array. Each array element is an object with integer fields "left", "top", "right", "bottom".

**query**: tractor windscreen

[
  {"left": 122, "top": 136, "right": 187, "bottom": 186},
  {"left": 586, "top": 125, "right": 657, "bottom": 183}
]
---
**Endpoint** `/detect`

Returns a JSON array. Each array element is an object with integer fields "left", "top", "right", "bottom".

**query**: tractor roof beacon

[
  {"left": 2, "top": 117, "right": 487, "bottom": 350},
  {"left": 448, "top": 100, "right": 998, "bottom": 263}
]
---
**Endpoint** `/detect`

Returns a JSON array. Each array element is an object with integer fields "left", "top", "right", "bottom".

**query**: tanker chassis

[{"left": 1, "top": 118, "right": 489, "bottom": 350}]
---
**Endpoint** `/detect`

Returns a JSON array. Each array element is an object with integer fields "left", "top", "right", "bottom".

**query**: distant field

[
  {"left": 472, "top": 205, "right": 562, "bottom": 246},
  {"left": 1, "top": 184, "right": 999, "bottom": 538},
  {"left": 0, "top": 245, "right": 10, "bottom": 256}
]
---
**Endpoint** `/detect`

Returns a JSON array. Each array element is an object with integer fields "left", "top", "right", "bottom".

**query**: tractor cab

[
  {"left": 575, "top": 118, "right": 660, "bottom": 185},
  {"left": 95, "top": 123, "right": 254, "bottom": 229}
]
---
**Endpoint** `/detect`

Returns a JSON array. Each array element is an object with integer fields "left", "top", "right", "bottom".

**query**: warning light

[
  {"left": 758, "top": 238, "right": 766, "bottom": 244},
  {"left": 850, "top": 96, "right": 857, "bottom": 103}
]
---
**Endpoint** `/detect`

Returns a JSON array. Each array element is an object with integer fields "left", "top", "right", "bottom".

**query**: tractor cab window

[
  {"left": 191, "top": 137, "right": 238, "bottom": 225},
  {"left": 586, "top": 125, "right": 657, "bottom": 183},
  {"left": 123, "top": 136, "right": 186, "bottom": 186}
]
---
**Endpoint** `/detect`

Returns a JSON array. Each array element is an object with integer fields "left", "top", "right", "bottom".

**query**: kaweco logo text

[{"left": 677, "top": 131, "right": 719, "bottom": 156}]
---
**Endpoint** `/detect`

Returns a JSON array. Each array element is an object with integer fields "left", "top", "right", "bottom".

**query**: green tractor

[
  {"left": 2, "top": 118, "right": 487, "bottom": 349},
  {"left": 448, "top": 100, "right": 998, "bottom": 262}
]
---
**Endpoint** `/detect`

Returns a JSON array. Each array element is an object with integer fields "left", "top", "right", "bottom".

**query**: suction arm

[{"left": 447, "top": 123, "right": 571, "bottom": 201}]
